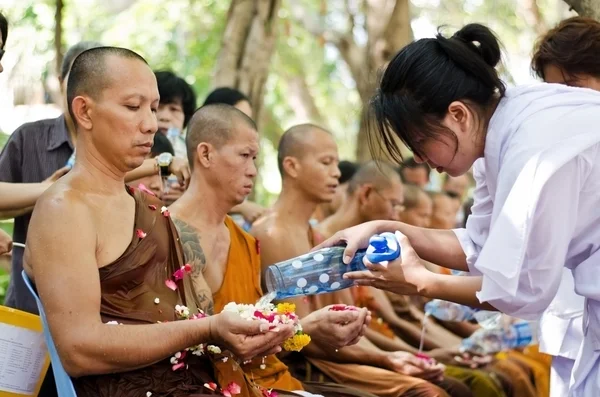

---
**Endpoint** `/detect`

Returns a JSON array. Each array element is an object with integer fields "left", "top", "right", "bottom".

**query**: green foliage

[{"left": 0, "top": 0, "right": 575, "bottom": 205}]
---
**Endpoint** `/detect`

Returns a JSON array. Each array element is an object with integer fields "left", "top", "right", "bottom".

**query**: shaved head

[
  {"left": 403, "top": 184, "right": 428, "bottom": 210},
  {"left": 186, "top": 104, "right": 257, "bottom": 167},
  {"left": 277, "top": 123, "right": 331, "bottom": 176},
  {"left": 347, "top": 161, "right": 400, "bottom": 195},
  {"left": 67, "top": 46, "right": 147, "bottom": 127}
]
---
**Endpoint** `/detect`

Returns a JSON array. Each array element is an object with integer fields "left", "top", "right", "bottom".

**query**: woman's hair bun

[{"left": 452, "top": 23, "right": 502, "bottom": 68}]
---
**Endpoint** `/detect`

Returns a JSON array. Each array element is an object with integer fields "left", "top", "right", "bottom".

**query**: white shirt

[{"left": 452, "top": 84, "right": 600, "bottom": 351}]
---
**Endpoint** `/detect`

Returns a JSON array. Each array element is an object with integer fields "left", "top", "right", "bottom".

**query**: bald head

[
  {"left": 403, "top": 184, "right": 428, "bottom": 210},
  {"left": 186, "top": 104, "right": 257, "bottom": 167},
  {"left": 277, "top": 124, "right": 331, "bottom": 176},
  {"left": 347, "top": 161, "right": 400, "bottom": 196},
  {"left": 67, "top": 46, "right": 147, "bottom": 127}
]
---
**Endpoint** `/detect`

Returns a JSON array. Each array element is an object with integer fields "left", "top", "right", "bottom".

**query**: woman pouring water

[{"left": 315, "top": 23, "right": 600, "bottom": 397}]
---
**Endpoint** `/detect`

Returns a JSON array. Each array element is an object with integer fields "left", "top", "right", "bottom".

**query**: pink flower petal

[
  {"left": 136, "top": 229, "right": 147, "bottom": 239},
  {"left": 204, "top": 382, "right": 218, "bottom": 391},
  {"left": 161, "top": 206, "right": 170, "bottom": 217},
  {"left": 225, "top": 382, "right": 241, "bottom": 395},
  {"left": 173, "top": 268, "right": 185, "bottom": 281},
  {"left": 165, "top": 279, "right": 177, "bottom": 291},
  {"left": 148, "top": 204, "right": 157, "bottom": 210},
  {"left": 184, "top": 263, "right": 192, "bottom": 273},
  {"left": 138, "top": 183, "right": 156, "bottom": 196},
  {"left": 222, "top": 392, "right": 231, "bottom": 397},
  {"left": 171, "top": 362, "right": 185, "bottom": 371}
]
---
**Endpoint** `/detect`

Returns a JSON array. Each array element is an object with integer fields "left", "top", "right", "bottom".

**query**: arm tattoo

[
  {"left": 172, "top": 218, "right": 214, "bottom": 315},
  {"left": 172, "top": 218, "right": 206, "bottom": 277}
]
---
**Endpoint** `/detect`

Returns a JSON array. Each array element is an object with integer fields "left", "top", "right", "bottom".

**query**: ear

[
  {"left": 282, "top": 156, "right": 300, "bottom": 179},
  {"left": 71, "top": 96, "right": 93, "bottom": 131},
  {"left": 196, "top": 142, "right": 213, "bottom": 168},
  {"left": 357, "top": 184, "right": 374, "bottom": 206},
  {"left": 447, "top": 101, "right": 472, "bottom": 134}
]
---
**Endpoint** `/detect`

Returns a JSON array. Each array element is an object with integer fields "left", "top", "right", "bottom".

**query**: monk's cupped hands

[
  {"left": 209, "top": 311, "right": 295, "bottom": 361},
  {"left": 302, "top": 305, "right": 370, "bottom": 349}
]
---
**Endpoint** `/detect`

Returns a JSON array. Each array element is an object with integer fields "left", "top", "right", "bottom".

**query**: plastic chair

[{"left": 22, "top": 270, "right": 78, "bottom": 397}]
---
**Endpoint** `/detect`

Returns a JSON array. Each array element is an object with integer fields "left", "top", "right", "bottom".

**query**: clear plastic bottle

[
  {"left": 264, "top": 233, "right": 400, "bottom": 299},
  {"left": 460, "top": 321, "right": 534, "bottom": 355}
]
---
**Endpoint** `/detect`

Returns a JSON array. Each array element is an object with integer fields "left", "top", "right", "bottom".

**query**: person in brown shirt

[
  {"left": 170, "top": 104, "right": 374, "bottom": 397},
  {"left": 23, "top": 46, "right": 294, "bottom": 397}
]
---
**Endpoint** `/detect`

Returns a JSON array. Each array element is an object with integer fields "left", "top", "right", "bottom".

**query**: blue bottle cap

[{"left": 366, "top": 232, "right": 400, "bottom": 263}]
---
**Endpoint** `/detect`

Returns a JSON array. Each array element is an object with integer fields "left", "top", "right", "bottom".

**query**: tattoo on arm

[
  {"left": 172, "top": 218, "right": 206, "bottom": 277},
  {"left": 172, "top": 218, "right": 214, "bottom": 314}
]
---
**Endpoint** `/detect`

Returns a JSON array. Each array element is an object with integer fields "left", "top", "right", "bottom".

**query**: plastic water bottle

[
  {"left": 166, "top": 127, "right": 180, "bottom": 147},
  {"left": 264, "top": 232, "right": 401, "bottom": 299},
  {"left": 231, "top": 214, "right": 252, "bottom": 232},
  {"left": 460, "top": 321, "right": 533, "bottom": 355},
  {"left": 424, "top": 299, "right": 502, "bottom": 329}
]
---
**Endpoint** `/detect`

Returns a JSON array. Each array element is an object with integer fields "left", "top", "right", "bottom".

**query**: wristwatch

[{"left": 156, "top": 152, "right": 173, "bottom": 176}]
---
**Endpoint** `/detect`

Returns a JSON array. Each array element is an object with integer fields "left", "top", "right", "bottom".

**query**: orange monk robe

[{"left": 212, "top": 217, "right": 304, "bottom": 392}]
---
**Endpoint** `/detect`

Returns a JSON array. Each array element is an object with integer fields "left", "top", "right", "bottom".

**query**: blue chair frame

[{"left": 22, "top": 270, "right": 77, "bottom": 397}]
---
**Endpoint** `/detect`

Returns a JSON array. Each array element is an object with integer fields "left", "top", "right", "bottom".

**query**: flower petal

[
  {"left": 171, "top": 362, "right": 185, "bottom": 371},
  {"left": 184, "top": 263, "right": 192, "bottom": 273},
  {"left": 165, "top": 279, "right": 177, "bottom": 291},
  {"left": 138, "top": 183, "right": 157, "bottom": 196},
  {"left": 161, "top": 206, "right": 170, "bottom": 217},
  {"left": 148, "top": 204, "right": 157, "bottom": 210},
  {"left": 204, "top": 382, "right": 218, "bottom": 391},
  {"left": 173, "top": 268, "right": 185, "bottom": 281},
  {"left": 226, "top": 382, "right": 241, "bottom": 394},
  {"left": 136, "top": 229, "right": 147, "bottom": 239}
]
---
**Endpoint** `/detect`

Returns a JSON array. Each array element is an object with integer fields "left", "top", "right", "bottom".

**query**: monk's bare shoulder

[
  {"left": 24, "top": 178, "right": 95, "bottom": 276},
  {"left": 251, "top": 212, "right": 311, "bottom": 264}
]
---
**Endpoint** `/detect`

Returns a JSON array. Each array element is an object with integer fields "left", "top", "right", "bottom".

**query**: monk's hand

[
  {"left": 0, "top": 229, "right": 12, "bottom": 256},
  {"left": 428, "top": 347, "right": 481, "bottom": 369},
  {"left": 384, "top": 351, "right": 445, "bottom": 382},
  {"left": 168, "top": 157, "right": 191, "bottom": 188},
  {"left": 209, "top": 311, "right": 295, "bottom": 361},
  {"left": 311, "top": 221, "right": 384, "bottom": 260},
  {"left": 344, "top": 231, "right": 432, "bottom": 296},
  {"left": 301, "top": 306, "right": 370, "bottom": 349}
]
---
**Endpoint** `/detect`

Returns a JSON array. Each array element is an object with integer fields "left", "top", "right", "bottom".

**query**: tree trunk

[
  {"left": 55, "top": 0, "right": 64, "bottom": 78},
  {"left": 285, "top": 73, "right": 328, "bottom": 128},
  {"left": 352, "top": 0, "right": 412, "bottom": 162},
  {"left": 563, "top": 0, "right": 600, "bottom": 19},
  {"left": 213, "top": 0, "right": 282, "bottom": 124}
]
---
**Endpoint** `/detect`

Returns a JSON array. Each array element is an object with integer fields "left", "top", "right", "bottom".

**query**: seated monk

[
  {"left": 22, "top": 47, "right": 295, "bottom": 397},
  {"left": 252, "top": 124, "right": 473, "bottom": 397},
  {"left": 169, "top": 104, "right": 376, "bottom": 397},
  {"left": 318, "top": 161, "right": 508, "bottom": 397}
]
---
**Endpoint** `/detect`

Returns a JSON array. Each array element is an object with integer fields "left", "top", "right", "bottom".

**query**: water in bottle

[
  {"left": 460, "top": 321, "right": 533, "bottom": 355},
  {"left": 263, "top": 232, "right": 400, "bottom": 300}
]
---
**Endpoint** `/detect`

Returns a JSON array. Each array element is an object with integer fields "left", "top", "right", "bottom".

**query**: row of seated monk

[{"left": 15, "top": 47, "right": 553, "bottom": 397}]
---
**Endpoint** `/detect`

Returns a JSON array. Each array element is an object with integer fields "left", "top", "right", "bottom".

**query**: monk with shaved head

[
  {"left": 23, "top": 47, "right": 295, "bottom": 397},
  {"left": 170, "top": 108, "right": 376, "bottom": 397}
]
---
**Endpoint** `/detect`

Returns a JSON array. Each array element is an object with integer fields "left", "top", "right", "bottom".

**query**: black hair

[
  {"left": 203, "top": 87, "right": 250, "bottom": 108},
  {"left": 155, "top": 70, "right": 197, "bottom": 128},
  {"left": 67, "top": 46, "right": 148, "bottom": 126},
  {"left": 370, "top": 23, "right": 506, "bottom": 164},
  {"left": 339, "top": 160, "right": 359, "bottom": 184},
  {"left": 60, "top": 41, "right": 103, "bottom": 81},
  {"left": 151, "top": 132, "right": 175, "bottom": 157},
  {"left": 0, "top": 12, "right": 7, "bottom": 49}
]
